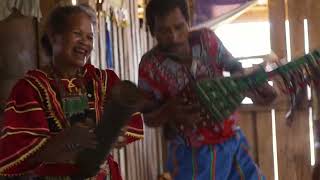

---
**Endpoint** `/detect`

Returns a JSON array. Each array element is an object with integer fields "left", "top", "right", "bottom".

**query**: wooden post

[
  {"left": 276, "top": 108, "right": 312, "bottom": 180},
  {"left": 274, "top": 0, "right": 311, "bottom": 179},
  {"left": 268, "top": 0, "right": 286, "bottom": 59},
  {"left": 256, "top": 111, "right": 274, "bottom": 179},
  {"left": 287, "top": 0, "right": 306, "bottom": 58},
  {"left": 239, "top": 111, "right": 259, "bottom": 162},
  {"left": 307, "top": 0, "right": 320, "bottom": 178},
  {"left": 306, "top": 0, "right": 320, "bottom": 51}
]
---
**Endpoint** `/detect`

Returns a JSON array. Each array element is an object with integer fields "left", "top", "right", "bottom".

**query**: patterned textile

[
  {"left": 138, "top": 28, "right": 263, "bottom": 179},
  {"left": 166, "top": 129, "right": 265, "bottom": 180},
  {"left": 139, "top": 28, "right": 241, "bottom": 146},
  {"left": 0, "top": 64, "right": 143, "bottom": 179}
]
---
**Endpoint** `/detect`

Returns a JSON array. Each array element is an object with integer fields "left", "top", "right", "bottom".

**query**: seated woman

[{"left": 0, "top": 5, "right": 144, "bottom": 179}]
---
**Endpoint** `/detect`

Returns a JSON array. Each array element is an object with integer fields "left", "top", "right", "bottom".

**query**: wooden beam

[
  {"left": 307, "top": 0, "right": 320, "bottom": 177},
  {"left": 307, "top": 0, "right": 320, "bottom": 51},
  {"left": 287, "top": 0, "right": 306, "bottom": 58},
  {"left": 233, "top": 6, "right": 268, "bottom": 23},
  {"left": 268, "top": 0, "right": 286, "bottom": 59},
  {"left": 275, "top": 0, "right": 312, "bottom": 179},
  {"left": 256, "top": 111, "right": 274, "bottom": 180},
  {"left": 277, "top": 109, "right": 312, "bottom": 179},
  {"left": 191, "top": 1, "right": 258, "bottom": 30},
  {"left": 239, "top": 112, "right": 258, "bottom": 162}
]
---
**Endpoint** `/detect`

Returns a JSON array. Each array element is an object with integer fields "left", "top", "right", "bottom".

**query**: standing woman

[{"left": 0, "top": 5, "right": 144, "bottom": 179}]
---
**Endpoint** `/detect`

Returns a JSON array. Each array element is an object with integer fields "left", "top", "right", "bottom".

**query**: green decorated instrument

[{"left": 190, "top": 49, "right": 320, "bottom": 124}]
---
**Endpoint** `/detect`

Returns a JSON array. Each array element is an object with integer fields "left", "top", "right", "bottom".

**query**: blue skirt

[{"left": 166, "top": 129, "right": 265, "bottom": 180}]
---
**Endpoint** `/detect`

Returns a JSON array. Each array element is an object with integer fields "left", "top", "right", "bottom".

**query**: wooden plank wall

[
  {"left": 238, "top": 0, "right": 320, "bottom": 179},
  {"left": 239, "top": 108, "right": 274, "bottom": 180},
  {"left": 307, "top": 1, "right": 320, "bottom": 179}
]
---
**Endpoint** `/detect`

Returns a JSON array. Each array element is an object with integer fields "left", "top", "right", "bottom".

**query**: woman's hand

[
  {"left": 112, "top": 135, "right": 127, "bottom": 149},
  {"left": 112, "top": 127, "right": 128, "bottom": 149},
  {"left": 32, "top": 123, "right": 97, "bottom": 163},
  {"left": 110, "top": 81, "right": 150, "bottom": 112},
  {"left": 62, "top": 123, "right": 97, "bottom": 150}
]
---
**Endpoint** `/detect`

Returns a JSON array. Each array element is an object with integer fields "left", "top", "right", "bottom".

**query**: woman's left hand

[
  {"left": 112, "top": 127, "right": 128, "bottom": 149},
  {"left": 110, "top": 81, "right": 147, "bottom": 111},
  {"left": 113, "top": 136, "right": 127, "bottom": 149}
]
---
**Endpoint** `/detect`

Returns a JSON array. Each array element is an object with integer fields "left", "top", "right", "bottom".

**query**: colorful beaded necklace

[{"left": 50, "top": 63, "right": 89, "bottom": 124}]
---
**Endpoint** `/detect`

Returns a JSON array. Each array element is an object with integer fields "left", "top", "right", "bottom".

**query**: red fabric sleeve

[
  {"left": 125, "top": 112, "right": 144, "bottom": 144},
  {"left": 0, "top": 79, "right": 50, "bottom": 176},
  {"left": 104, "top": 70, "right": 144, "bottom": 144}
]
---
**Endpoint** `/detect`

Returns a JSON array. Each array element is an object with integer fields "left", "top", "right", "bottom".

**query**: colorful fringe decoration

[{"left": 186, "top": 49, "right": 320, "bottom": 124}]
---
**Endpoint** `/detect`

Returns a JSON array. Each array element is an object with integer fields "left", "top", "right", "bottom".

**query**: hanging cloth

[
  {"left": 0, "top": 0, "right": 42, "bottom": 21},
  {"left": 105, "top": 20, "right": 114, "bottom": 69}
]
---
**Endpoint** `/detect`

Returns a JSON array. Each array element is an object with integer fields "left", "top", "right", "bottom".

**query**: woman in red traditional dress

[{"left": 0, "top": 5, "right": 144, "bottom": 179}]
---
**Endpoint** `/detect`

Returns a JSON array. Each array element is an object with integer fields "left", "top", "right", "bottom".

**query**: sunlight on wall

[
  {"left": 71, "top": 0, "right": 77, "bottom": 5},
  {"left": 215, "top": 22, "right": 271, "bottom": 58},
  {"left": 215, "top": 21, "right": 271, "bottom": 105}
]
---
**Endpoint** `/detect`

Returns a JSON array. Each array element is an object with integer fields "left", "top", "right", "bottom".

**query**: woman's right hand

[
  {"left": 34, "top": 124, "right": 97, "bottom": 163},
  {"left": 61, "top": 123, "right": 97, "bottom": 150}
]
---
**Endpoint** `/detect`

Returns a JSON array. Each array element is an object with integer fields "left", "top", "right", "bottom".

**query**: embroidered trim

[
  {"left": 234, "top": 158, "right": 245, "bottom": 180},
  {"left": 93, "top": 79, "right": 101, "bottom": 122},
  {"left": 4, "top": 106, "right": 42, "bottom": 113},
  {"left": 0, "top": 138, "right": 48, "bottom": 175},
  {"left": 1, "top": 131, "right": 49, "bottom": 139},
  {"left": 0, "top": 138, "right": 42, "bottom": 164},
  {"left": 37, "top": 75, "right": 67, "bottom": 126},
  {"left": 25, "top": 75, "right": 63, "bottom": 130},
  {"left": 126, "top": 126, "right": 144, "bottom": 133},
  {"left": 24, "top": 79, "right": 44, "bottom": 105},
  {"left": 125, "top": 132, "right": 144, "bottom": 139},
  {"left": 2, "top": 127, "right": 49, "bottom": 133},
  {"left": 100, "top": 70, "right": 107, "bottom": 113},
  {"left": 6, "top": 101, "right": 39, "bottom": 108},
  {"left": 209, "top": 145, "right": 216, "bottom": 180},
  {"left": 102, "top": 70, "right": 108, "bottom": 102},
  {"left": 191, "top": 147, "right": 197, "bottom": 180},
  {"left": 131, "top": 112, "right": 141, "bottom": 116},
  {"left": 5, "top": 101, "right": 41, "bottom": 113},
  {"left": 34, "top": 68, "right": 88, "bottom": 80}
]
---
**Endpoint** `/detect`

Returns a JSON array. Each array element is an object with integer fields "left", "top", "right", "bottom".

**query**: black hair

[
  {"left": 41, "top": 5, "right": 96, "bottom": 56},
  {"left": 146, "top": 0, "right": 189, "bottom": 36}
]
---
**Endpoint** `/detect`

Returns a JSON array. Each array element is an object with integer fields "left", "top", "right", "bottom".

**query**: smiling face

[{"left": 50, "top": 12, "right": 93, "bottom": 68}]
